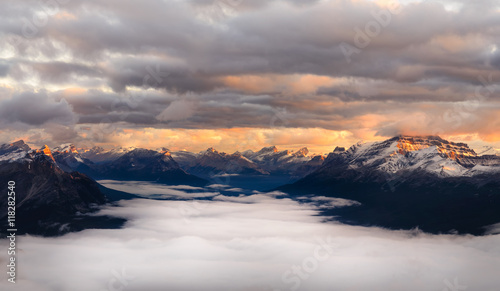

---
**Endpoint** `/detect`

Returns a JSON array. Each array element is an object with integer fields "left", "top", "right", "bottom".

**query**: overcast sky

[{"left": 1, "top": 0, "right": 500, "bottom": 153}]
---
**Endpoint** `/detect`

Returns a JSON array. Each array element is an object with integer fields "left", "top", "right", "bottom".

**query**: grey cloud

[
  {"left": 28, "top": 61, "right": 102, "bottom": 84},
  {"left": 0, "top": 91, "right": 75, "bottom": 126},
  {"left": 4, "top": 0, "right": 499, "bottom": 80},
  {"left": 0, "top": 61, "right": 9, "bottom": 77},
  {"left": 106, "top": 61, "right": 223, "bottom": 93},
  {"left": 2, "top": 0, "right": 500, "bottom": 138},
  {"left": 44, "top": 123, "right": 80, "bottom": 144},
  {"left": 78, "top": 112, "right": 159, "bottom": 125},
  {"left": 156, "top": 100, "right": 198, "bottom": 122}
]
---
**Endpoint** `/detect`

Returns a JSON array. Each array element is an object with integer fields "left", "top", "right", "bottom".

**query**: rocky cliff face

[
  {"left": 54, "top": 143, "right": 326, "bottom": 181},
  {"left": 71, "top": 147, "right": 207, "bottom": 186},
  {"left": 320, "top": 135, "right": 500, "bottom": 178},
  {"left": 0, "top": 141, "right": 109, "bottom": 236},
  {"left": 279, "top": 135, "right": 500, "bottom": 235},
  {"left": 242, "top": 146, "right": 324, "bottom": 176},
  {"left": 172, "top": 148, "right": 269, "bottom": 178}
]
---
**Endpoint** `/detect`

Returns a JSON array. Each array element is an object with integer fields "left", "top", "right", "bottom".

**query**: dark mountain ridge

[
  {"left": 279, "top": 135, "right": 500, "bottom": 235},
  {"left": 0, "top": 141, "right": 119, "bottom": 236}
]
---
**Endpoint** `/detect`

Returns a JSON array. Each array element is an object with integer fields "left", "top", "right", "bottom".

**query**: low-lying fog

[{"left": 1, "top": 181, "right": 499, "bottom": 291}]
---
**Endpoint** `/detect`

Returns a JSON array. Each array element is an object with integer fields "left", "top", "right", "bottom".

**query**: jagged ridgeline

[
  {"left": 279, "top": 135, "right": 500, "bottom": 235},
  {"left": 0, "top": 141, "right": 124, "bottom": 236},
  {"left": 0, "top": 140, "right": 326, "bottom": 235},
  {"left": 3, "top": 136, "right": 500, "bottom": 236},
  {"left": 53, "top": 143, "right": 326, "bottom": 189}
]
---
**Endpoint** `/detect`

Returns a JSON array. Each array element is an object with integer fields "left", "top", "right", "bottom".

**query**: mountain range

[
  {"left": 279, "top": 135, "right": 500, "bottom": 234},
  {"left": 2, "top": 135, "right": 500, "bottom": 236},
  {"left": 57, "top": 144, "right": 326, "bottom": 185},
  {"left": 0, "top": 141, "right": 325, "bottom": 235},
  {"left": 0, "top": 141, "right": 122, "bottom": 236}
]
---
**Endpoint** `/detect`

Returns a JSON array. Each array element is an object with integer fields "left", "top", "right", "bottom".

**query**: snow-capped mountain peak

[
  {"left": 333, "top": 146, "right": 346, "bottom": 153},
  {"left": 257, "top": 146, "right": 278, "bottom": 154},
  {"left": 324, "top": 135, "right": 500, "bottom": 178},
  {"left": 204, "top": 147, "right": 218, "bottom": 154},
  {"left": 0, "top": 140, "right": 31, "bottom": 163},
  {"left": 394, "top": 135, "right": 476, "bottom": 160},
  {"left": 156, "top": 147, "right": 171, "bottom": 156},
  {"left": 292, "top": 147, "right": 309, "bottom": 157},
  {"left": 9, "top": 140, "right": 30, "bottom": 150},
  {"left": 80, "top": 146, "right": 137, "bottom": 163},
  {"left": 54, "top": 143, "right": 79, "bottom": 154},
  {"left": 35, "top": 145, "right": 57, "bottom": 163}
]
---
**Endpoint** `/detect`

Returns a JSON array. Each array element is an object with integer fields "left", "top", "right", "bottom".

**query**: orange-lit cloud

[
  {"left": 2, "top": 0, "right": 500, "bottom": 155},
  {"left": 54, "top": 11, "right": 77, "bottom": 21},
  {"left": 90, "top": 127, "right": 355, "bottom": 154},
  {"left": 223, "top": 74, "right": 339, "bottom": 95}
]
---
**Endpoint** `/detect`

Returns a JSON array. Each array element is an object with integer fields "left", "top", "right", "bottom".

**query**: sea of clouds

[{"left": 1, "top": 181, "right": 500, "bottom": 291}]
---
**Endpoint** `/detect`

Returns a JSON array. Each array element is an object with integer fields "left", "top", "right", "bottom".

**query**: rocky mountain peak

[
  {"left": 333, "top": 146, "right": 346, "bottom": 153},
  {"left": 156, "top": 147, "right": 171, "bottom": 156},
  {"left": 37, "top": 145, "right": 56, "bottom": 162},
  {"left": 55, "top": 143, "right": 79, "bottom": 154},
  {"left": 0, "top": 141, "right": 31, "bottom": 163},
  {"left": 41, "top": 145, "right": 51, "bottom": 152},
  {"left": 257, "top": 146, "right": 278, "bottom": 154},
  {"left": 10, "top": 140, "right": 30, "bottom": 149},
  {"left": 293, "top": 147, "right": 309, "bottom": 157},
  {"left": 394, "top": 135, "right": 477, "bottom": 159},
  {"left": 204, "top": 147, "right": 219, "bottom": 154}
]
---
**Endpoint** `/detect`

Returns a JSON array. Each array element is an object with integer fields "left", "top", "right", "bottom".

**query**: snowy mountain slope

[
  {"left": 0, "top": 140, "right": 31, "bottom": 163},
  {"left": 80, "top": 146, "right": 137, "bottom": 163},
  {"left": 279, "top": 135, "right": 500, "bottom": 235},
  {"left": 172, "top": 148, "right": 269, "bottom": 177},
  {"left": 52, "top": 143, "right": 96, "bottom": 173},
  {"left": 55, "top": 146, "right": 208, "bottom": 186},
  {"left": 242, "top": 146, "right": 324, "bottom": 175},
  {"left": 0, "top": 141, "right": 108, "bottom": 236},
  {"left": 322, "top": 135, "right": 500, "bottom": 178}
]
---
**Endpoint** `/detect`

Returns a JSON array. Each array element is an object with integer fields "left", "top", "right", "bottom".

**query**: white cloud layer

[{"left": 0, "top": 183, "right": 499, "bottom": 291}]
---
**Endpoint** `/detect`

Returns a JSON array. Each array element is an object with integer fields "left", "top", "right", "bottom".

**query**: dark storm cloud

[
  {"left": 28, "top": 61, "right": 101, "bottom": 84},
  {"left": 0, "top": 61, "right": 9, "bottom": 77},
  {"left": 4, "top": 0, "right": 499, "bottom": 79},
  {"left": 1, "top": 0, "right": 500, "bottom": 138},
  {"left": 491, "top": 49, "right": 500, "bottom": 69},
  {"left": 54, "top": 89, "right": 176, "bottom": 115},
  {"left": 105, "top": 60, "right": 223, "bottom": 93},
  {"left": 43, "top": 123, "right": 80, "bottom": 143},
  {"left": 0, "top": 91, "right": 75, "bottom": 126},
  {"left": 78, "top": 112, "right": 159, "bottom": 125}
]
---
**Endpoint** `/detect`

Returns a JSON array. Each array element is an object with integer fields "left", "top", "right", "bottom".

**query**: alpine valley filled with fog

[
  {"left": 1, "top": 136, "right": 500, "bottom": 290},
  {"left": 2, "top": 0, "right": 500, "bottom": 290}
]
